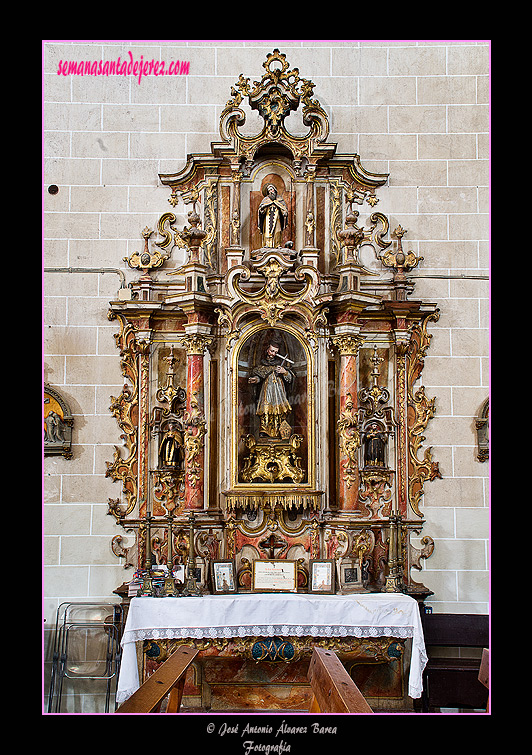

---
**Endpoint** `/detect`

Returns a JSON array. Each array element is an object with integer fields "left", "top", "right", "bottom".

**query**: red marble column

[
  {"left": 332, "top": 333, "right": 365, "bottom": 512},
  {"left": 182, "top": 334, "right": 212, "bottom": 511}
]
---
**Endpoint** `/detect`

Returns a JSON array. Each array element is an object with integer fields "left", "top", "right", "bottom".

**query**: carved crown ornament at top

[
  {"left": 216, "top": 49, "right": 333, "bottom": 172},
  {"left": 159, "top": 49, "right": 390, "bottom": 220},
  {"left": 226, "top": 49, "right": 321, "bottom": 132}
]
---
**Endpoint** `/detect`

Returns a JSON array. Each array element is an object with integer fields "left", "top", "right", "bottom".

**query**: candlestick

[
  {"left": 139, "top": 513, "right": 154, "bottom": 596},
  {"left": 384, "top": 514, "right": 404, "bottom": 593},
  {"left": 182, "top": 512, "right": 202, "bottom": 596},
  {"left": 162, "top": 514, "right": 179, "bottom": 597}
]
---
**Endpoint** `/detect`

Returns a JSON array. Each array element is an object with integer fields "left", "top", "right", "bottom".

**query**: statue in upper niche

[{"left": 258, "top": 184, "right": 288, "bottom": 248}]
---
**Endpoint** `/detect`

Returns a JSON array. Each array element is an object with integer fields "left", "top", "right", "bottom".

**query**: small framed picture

[
  {"left": 212, "top": 560, "right": 237, "bottom": 594},
  {"left": 337, "top": 558, "right": 364, "bottom": 594},
  {"left": 309, "top": 559, "right": 335, "bottom": 594},
  {"left": 252, "top": 559, "right": 298, "bottom": 593}
]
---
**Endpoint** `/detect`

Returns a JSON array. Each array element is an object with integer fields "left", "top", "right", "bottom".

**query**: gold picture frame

[
  {"left": 309, "top": 559, "right": 335, "bottom": 594},
  {"left": 211, "top": 560, "right": 237, "bottom": 594},
  {"left": 251, "top": 559, "right": 298, "bottom": 593}
]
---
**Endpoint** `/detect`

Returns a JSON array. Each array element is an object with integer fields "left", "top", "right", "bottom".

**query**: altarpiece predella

[{"left": 107, "top": 51, "right": 441, "bottom": 709}]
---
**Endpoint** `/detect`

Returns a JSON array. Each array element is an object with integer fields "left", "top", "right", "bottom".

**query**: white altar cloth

[{"left": 116, "top": 592, "right": 427, "bottom": 703}]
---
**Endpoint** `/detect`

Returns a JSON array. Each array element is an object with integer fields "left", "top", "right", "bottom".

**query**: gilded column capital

[
  {"left": 179, "top": 333, "right": 214, "bottom": 355},
  {"left": 134, "top": 337, "right": 151, "bottom": 355},
  {"left": 330, "top": 333, "right": 365, "bottom": 356}
]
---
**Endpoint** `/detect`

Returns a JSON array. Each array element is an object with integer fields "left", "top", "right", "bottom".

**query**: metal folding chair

[{"left": 47, "top": 602, "right": 123, "bottom": 713}]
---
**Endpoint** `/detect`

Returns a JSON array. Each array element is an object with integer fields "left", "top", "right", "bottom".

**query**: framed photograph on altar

[
  {"left": 337, "top": 557, "right": 364, "bottom": 594},
  {"left": 252, "top": 559, "right": 298, "bottom": 593},
  {"left": 172, "top": 564, "right": 186, "bottom": 585},
  {"left": 212, "top": 560, "right": 237, "bottom": 594},
  {"left": 309, "top": 559, "right": 335, "bottom": 594}
]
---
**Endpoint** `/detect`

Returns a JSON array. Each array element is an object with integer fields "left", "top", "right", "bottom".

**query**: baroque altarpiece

[{"left": 107, "top": 51, "right": 441, "bottom": 709}]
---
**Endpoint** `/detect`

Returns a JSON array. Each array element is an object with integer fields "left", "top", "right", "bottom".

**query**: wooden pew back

[
  {"left": 307, "top": 647, "right": 373, "bottom": 713},
  {"left": 115, "top": 645, "right": 198, "bottom": 713}
]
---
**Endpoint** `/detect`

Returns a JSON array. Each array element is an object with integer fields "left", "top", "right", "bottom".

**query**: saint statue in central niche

[
  {"left": 248, "top": 335, "right": 294, "bottom": 439},
  {"left": 258, "top": 184, "right": 288, "bottom": 248}
]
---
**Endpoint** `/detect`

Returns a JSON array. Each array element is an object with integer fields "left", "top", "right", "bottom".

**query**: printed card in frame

[
  {"left": 309, "top": 559, "right": 335, "bottom": 594},
  {"left": 252, "top": 559, "right": 298, "bottom": 593},
  {"left": 212, "top": 560, "right": 237, "bottom": 594}
]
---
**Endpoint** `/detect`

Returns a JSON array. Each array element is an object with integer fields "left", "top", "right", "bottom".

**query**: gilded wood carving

[{"left": 106, "top": 49, "right": 442, "bottom": 609}]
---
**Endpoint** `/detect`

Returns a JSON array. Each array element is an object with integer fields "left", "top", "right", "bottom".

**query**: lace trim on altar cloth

[{"left": 123, "top": 625, "right": 416, "bottom": 643}]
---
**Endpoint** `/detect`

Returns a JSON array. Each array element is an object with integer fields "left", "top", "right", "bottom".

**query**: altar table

[{"left": 116, "top": 592, "right": 427, "bottom": 704}]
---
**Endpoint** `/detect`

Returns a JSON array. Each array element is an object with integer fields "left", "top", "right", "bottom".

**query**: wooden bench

[
  {"left": 478, "top": 648, "right": 489, "bottom": 712},
  {"left": 307, "top": 647, "right": 373, "bottom": 713},
  {"left": 418, "top": 613, "right": 489, "bottom": 712},
  {"left": 115, "top": 645, "right": 198, "bottom": 713}
]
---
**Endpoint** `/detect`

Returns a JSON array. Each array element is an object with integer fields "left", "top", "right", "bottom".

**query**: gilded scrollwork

[
  {"left": 221, "top": 48, "right": 329, "bottom": 163},
  {"left": 228, "top": 252, "right": 319, "bottom": 327},
  {"left": 183, "top": 395, "right": 207, "bottom": 488},
  {"left": 152, "top": 469, "right": 185, "bottom": 514},
  {"left": 476, "top": 398, "right": 489, "bottom": 462},
  {"left": 409, "top": 535, "right": 435, "bottom": 571},
  {"left": 106, "top": 312, "right": 140, "bottom": 520},
  {"left": 406, "top": 312, "right": 442, "bottom": 517},
  {"left": 358, "top": 469, "right": 393, "bottom": 519},
  {"left": 337, "top": 393, "right": 361, "bottom": 489},
  {"left": 202, "top": 178, "right": 218, "bottom": 268},
  {"left": 330, "top": 182, "right": 342, "bottom": 267},
  {"left": 324, "top": 528, "right": 349, "bottom": 560},
  {"left": 102, "top": 49, "right": 441, "bottom": 614},
  {"left": 143, "top": 635, "right": 398, "bottom": 670},
  {"left": 155, "top": 211, "right": 188, "bottom": 252}
]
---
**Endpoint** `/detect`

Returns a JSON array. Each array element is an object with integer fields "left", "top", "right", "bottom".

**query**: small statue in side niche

[
  {"left": 159, "top": 420, "right": 184, "bottom": 469},
  {"left": 258, "top": 184, "right": 288, "bottom": 248},
  {"left": 363, "top": 421, "right": 387, "bottom": 468}
]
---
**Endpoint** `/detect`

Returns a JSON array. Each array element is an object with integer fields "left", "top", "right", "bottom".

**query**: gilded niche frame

[{"left": 231, "top": 322, "right": 315, "bottom": 492}]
